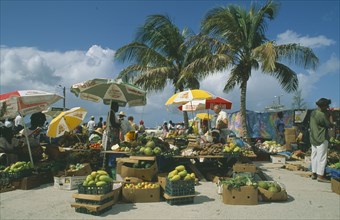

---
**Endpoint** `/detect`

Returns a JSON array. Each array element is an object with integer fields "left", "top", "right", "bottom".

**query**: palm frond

[
  {"left": 275, "top": 44, "right": 319, "bottom": 70},
  {"left": 263, "top": 62, "right": 299, "bottom": 92},
  {"left": 252, "top": 41, "right": 276, "bottom": 71}
]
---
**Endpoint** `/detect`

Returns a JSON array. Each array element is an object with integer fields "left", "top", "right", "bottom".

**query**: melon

[{"left": 145, "top": 140, "right": 156, "bottom": 149}]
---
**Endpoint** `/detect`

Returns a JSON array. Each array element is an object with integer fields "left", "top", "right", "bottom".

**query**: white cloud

[
  {"left": 297, "top": 54, "right": 340, "bottom": 96},
  {"left": 1, "top": 45, "right": 338, "bottom": 127},
  {"left": 276, "top": 30, "right": 335, "bottom": 48}
]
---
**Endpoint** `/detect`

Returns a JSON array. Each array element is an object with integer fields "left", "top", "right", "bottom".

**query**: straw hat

[
  {"left": 118, "top": 111, "right": 126, "bottom": 117},
  {"left": 94, "top": 128, "right": 103, "bottom": 135}
]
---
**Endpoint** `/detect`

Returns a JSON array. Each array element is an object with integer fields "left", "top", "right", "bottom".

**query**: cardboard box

[
  {"left": 285, "top": 134, "right": 297, "bottom": 146},
  {"left": 157, "top": 173, "right": 167, "bottom": 190},
  {"left": 233, "top": 163, "right": 257, "bottom": 173},
  {"left": 54, "top": 175, "right": 86, "bottom": 190},
  {"left": 122, "top": 183, "right": 160, "bottom": 203},
  {"left": 222, "top": 185, "right": 258, "bottom": 205},
  {"left": 119, "top": 157, "right": 158, "bottom": 181},
  {"left": 258, "top": 182, "right": 288, "bottom": 202},
  {"left": 271, "top": 155, "right": 286, "bottom": 164},
  {"left": 331, "top": 178, "right": 340, "bottom": 195},
  {"left": 64, "top": 163, "right": 92, "bottom": 176},
  {"left": 124, "top": 177, "right": 143, "bottom": 183},
  {"left": 284, "top": 127, "right": 296, "bottom": 136}
]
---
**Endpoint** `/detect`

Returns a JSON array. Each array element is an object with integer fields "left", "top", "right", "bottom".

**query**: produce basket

[
  {"left": 0, "top": 171, "right": 9, "bottom": 179},
  {"left": 74, "top": 205, "right": 112, "bottom": 216},
  {"left": 8, "top": 169, "right": 32, "bottom": 180},
  {"left": 78, "top": 182, "right": 113, "bottom": 195},
  {"left": 165, "top": 178, "right": 195, "bottom": 196},
  {"left": 165, "top": 178, "right": 194, "bottom": 188},
  {"left": 75, "top": 197, "right": 112, "bottom": 205},
  {"left": 166, "top": 196, "right": 194, "bottom": 205}
]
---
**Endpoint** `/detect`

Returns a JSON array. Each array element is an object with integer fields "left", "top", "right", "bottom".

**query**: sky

[{"left": 1, "top": 0, "right": 339, "bottom": 127}]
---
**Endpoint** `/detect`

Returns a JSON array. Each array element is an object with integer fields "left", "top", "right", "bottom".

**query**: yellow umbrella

[
  {"left": 165, "top": 89, "right": 214, "bottom": 105},
  {"left": 196, "top": 113, "right": 213, "bottom": 120},
  {"left": 47, "top": 107, "right": 87, "bottom": 138}
]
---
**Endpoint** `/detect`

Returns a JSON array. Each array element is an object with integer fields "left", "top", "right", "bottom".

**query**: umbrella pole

[
  {"left": 22, "top": 116, "right": 34, "bottom": 167},
  {"left": 101, "top": 100, "right": 112, "bottom": 169}
]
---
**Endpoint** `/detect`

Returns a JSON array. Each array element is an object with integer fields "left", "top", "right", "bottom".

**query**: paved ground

[{"left": 0, "top": 161, "right": 339, "bottom": 220}]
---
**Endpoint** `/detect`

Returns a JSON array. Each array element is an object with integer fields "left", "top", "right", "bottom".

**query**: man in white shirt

[
  {"left": 14, "top": 115, "right": 24, "bottom": 133},
  {"left": 213, "top": 105, "right": 228, "bottom": 143},
  {"left": 87, "top": 116, "right": 96, "bottom": 135}
]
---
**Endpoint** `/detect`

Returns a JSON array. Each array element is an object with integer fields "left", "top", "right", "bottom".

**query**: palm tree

[
  {"left": 194, "top": 0, "right": 318, "bottom": 139},
  {"left": 292, "top": 89, "right": 307, "bottom": 109},
  {"left": 114, "top": 14, "right": 214, "bottom": 127}
]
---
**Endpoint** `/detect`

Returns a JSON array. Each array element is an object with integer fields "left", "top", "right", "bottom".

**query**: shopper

[
  {"left": 138, "top": 120, "right": 146, "bottom": 134},
  {"left": 309, "top": 98, "right": 333, "bottom": 182},
  {"left": 118, "top": 111, "right": 132, "bottom": 141},
  {"left": 97, "top": 117, "right": 103, "bottom": 129},
  {"left": 275, "top": 112, "right": 285, "bottom": 145},
  {"left": 87, "top": 116, "right": 96, "bottom": 135}
]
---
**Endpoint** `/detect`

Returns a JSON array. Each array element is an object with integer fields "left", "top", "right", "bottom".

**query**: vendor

[
  {"left": 89, "top": 128, "right": 103, "bottom": 144},
  {"left": 213, "top": 104, "right": 229, "bottom": 144},
  {"left": 0, "top": 122, "right": 19, "bottom": 165}
]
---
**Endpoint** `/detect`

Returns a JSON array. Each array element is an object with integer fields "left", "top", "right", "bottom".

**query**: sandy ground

[{"left": 0, "top": 161, "right": 339, "bottom": 220}]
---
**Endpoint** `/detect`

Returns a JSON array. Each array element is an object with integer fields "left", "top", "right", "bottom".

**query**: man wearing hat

[
  {"left": 309, "top": 98, "right": 334, "bottom": 182},
  {"left": 118, "top": 111, "right": 132, "bottom": 141}
]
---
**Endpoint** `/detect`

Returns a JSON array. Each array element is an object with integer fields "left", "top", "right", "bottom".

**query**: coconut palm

[
  {"left": 114, "top": 14, "right": 214, "bottom": 127},
  {"left": 194, "top": 0, "right": 318, "bottom": 139}
]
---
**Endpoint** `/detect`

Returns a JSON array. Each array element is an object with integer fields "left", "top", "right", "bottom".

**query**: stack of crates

[
  {"left": 164, "top": 178, "right": 195, "bottom": 205},
  {"left": 71, "top": 182, "right": 119, "bottom": 216}
]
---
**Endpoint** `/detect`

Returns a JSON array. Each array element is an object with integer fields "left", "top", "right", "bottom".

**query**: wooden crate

[{"left": 71, "top": 191, "right": 116, "bottom": 215}]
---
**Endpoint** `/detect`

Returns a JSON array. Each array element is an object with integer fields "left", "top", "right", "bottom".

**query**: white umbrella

[{"left": 0, "top": 90, "right": 63, "bottom": 166}]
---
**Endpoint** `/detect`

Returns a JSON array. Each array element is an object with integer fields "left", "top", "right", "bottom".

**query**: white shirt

[
  {"left": 87, "top": 120, "right": 96, "bottom": 132},
  {"left": 216, "top": 110, "right": 228, "bottom": 127},
  {"left": 15, "top": 115, "right": 24, "bottom": 127}
]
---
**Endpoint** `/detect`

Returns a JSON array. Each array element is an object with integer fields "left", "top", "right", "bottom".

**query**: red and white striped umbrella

[{"left": 0, "top": 90, "right": 63, "bottom": 119}]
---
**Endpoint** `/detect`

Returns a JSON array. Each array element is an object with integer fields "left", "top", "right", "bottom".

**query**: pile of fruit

[
  {"left": 167, "top": 165, "right": 195, "bottom": 182},
  {"left": 0, "top": 161, "right": 32, "bottom": 173},
  {"left": 255, "top": 140, "right": 284, "bottom": 154},
  {"left": 124, "top": 160, "right": 154, "bottom": 169},
  {"left": 82, "top": 170, "right": 113, "bottom": 187},
  {"left": 223, "top": 142, "right": 241, "bottom": 154},
  {"left": 110, "top": 136, "right": 180, "bottom": 157},
  {"left": 258, "top": 181, "right": 283, "bottom": 193},
  {"left": 89, "top": 143, "right": 101, "bottom": 149},
  {"left": 124, "top": 182, "right": 159, "bottom": 189}
]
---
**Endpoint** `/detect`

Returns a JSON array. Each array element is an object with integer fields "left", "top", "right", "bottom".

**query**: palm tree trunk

[{"left": 240, "top": 80, "right": 249, "bottom": 140}]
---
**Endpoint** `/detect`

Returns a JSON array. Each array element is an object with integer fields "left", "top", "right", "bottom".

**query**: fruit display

[
  {"left": 221, "top": 176, "right": 257, "bottom": 190},
  {"left": 167, "top": 165, "right": 195, "bottom": 182},
  {"left": 110, "top": 136, "right": 181, "bottom": 157},
  {"left": 255, "top": 140, "right": 284, "bottom": 154},
  {"left": 67, "top": 163, "right": 85, "bottom": 172},
  {"left": 223, "top": 142, "right": 241, "bottom": 154},
  {"left": 82, "top": 170, "right": 113, "bottom": 187},
  {"left": 181, "top": 143, "right": 224, "bottom": 156},
  {"left": 124, "top": 182, "right": 159, "bottom": 189},
  {"left": 0, "top": 161, "right": 33, "bottom": 173}
]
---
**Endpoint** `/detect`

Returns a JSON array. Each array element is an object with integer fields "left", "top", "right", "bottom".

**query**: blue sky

[{"left": 1, "top": 0, "right": 339, "bottom": 127}]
